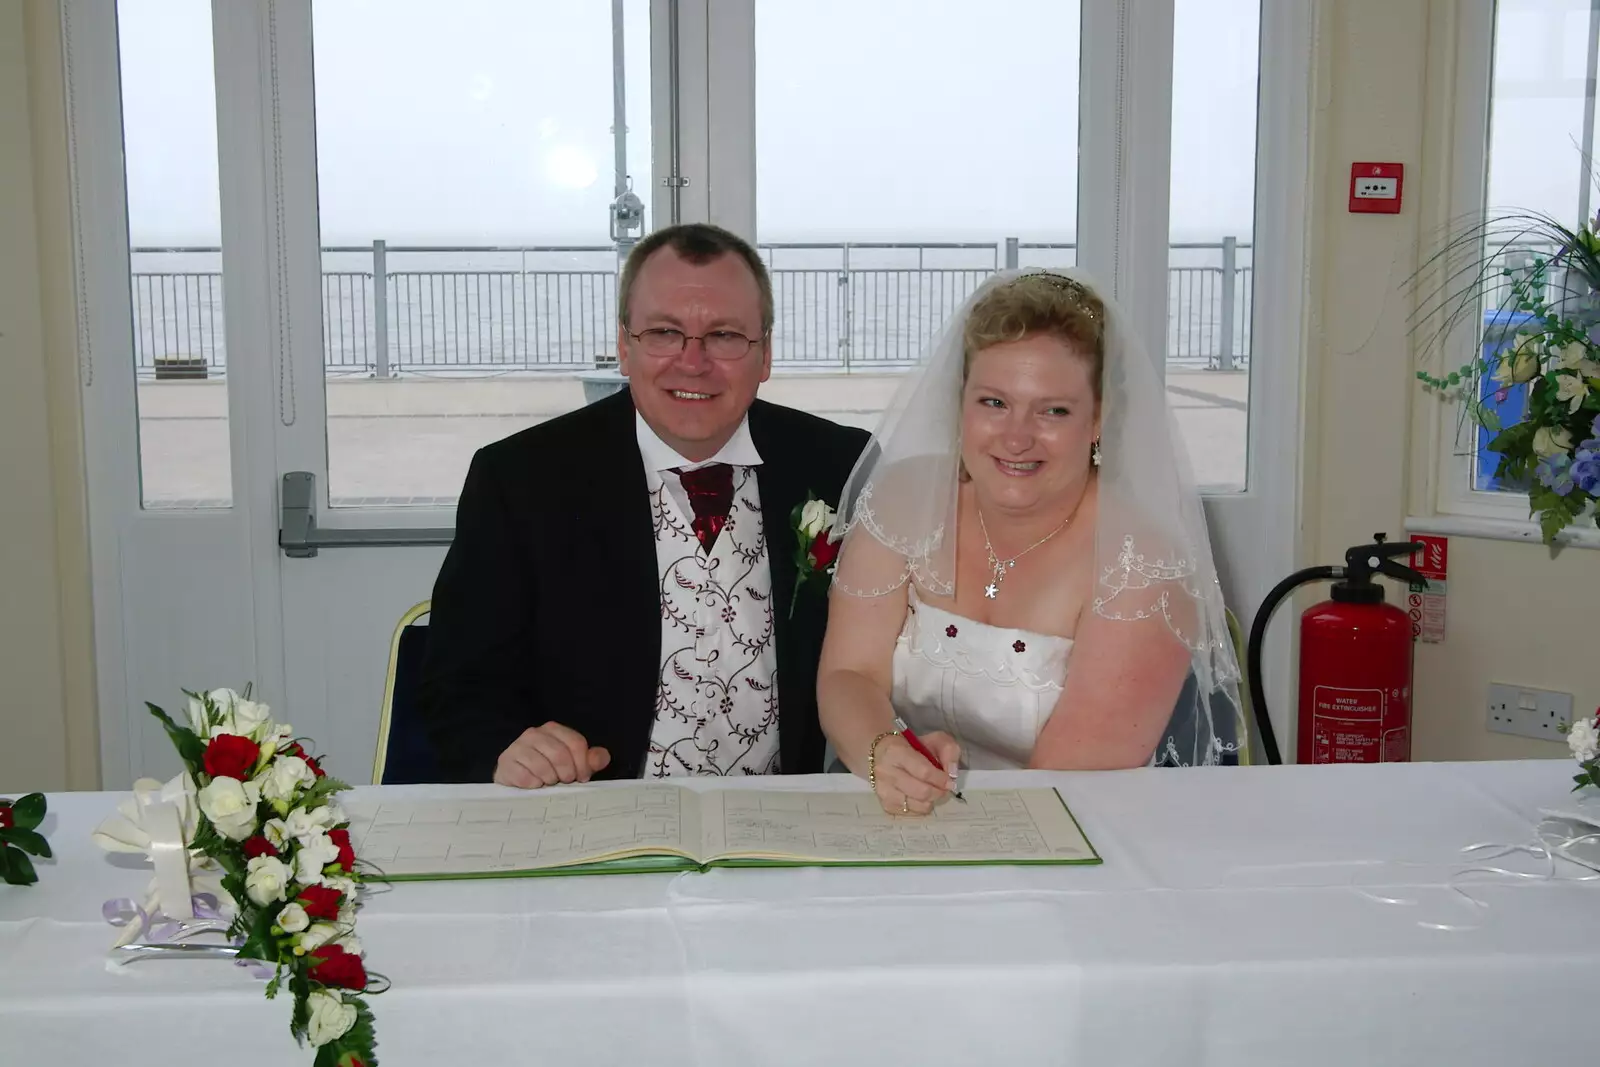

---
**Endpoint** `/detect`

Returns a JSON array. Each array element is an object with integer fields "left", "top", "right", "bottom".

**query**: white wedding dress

[{"left": 889, "top": 588, "right": 1073, "bottom": 769}]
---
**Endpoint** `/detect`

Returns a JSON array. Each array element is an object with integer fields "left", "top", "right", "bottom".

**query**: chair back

[
  {"left": 374, "top": 601, "right": 438, "bottom": 784},
  {"left": 1153, "top": 607, "right": 1253, "bottom": 767}
]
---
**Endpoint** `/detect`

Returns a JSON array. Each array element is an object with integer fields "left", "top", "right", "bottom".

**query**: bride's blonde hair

[{"left": 961, "top": 272, "right": 1107, "bottom": 399}]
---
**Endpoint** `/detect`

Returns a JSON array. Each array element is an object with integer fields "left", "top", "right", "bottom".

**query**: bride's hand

[{"left": 871, "top": 731, "right": 961, "bottom": 816}]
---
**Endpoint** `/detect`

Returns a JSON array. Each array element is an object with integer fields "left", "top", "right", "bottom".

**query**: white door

[
  {"left": 70, "top": 0, "right": 685, "bottom": 786},
  {"left": 70, "top": 0, "right": 1309, "bottom": 788}
]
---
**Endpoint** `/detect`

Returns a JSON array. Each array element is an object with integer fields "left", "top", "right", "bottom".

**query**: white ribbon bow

[{"left": 92, "top": 774, "right": 222, "bottom": 940}]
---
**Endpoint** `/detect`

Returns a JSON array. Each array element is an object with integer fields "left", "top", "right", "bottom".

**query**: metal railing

[{"left": 129, "top": 238, "right": 1255, "bottom": 378}]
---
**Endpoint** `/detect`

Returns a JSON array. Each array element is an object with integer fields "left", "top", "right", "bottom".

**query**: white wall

[
  {"left": 0, "top": 0, "right": 98, "bottom": 792},
  {"left": 1303, "top": 0, "right": 1600, "bottom": 760}
]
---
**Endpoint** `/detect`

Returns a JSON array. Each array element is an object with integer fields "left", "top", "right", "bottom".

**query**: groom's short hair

[{"left": 618, "top": 223, "right": 774, "bottom": 332}]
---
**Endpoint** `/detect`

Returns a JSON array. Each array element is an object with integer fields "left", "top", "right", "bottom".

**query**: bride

[{"left": 817, "top": 269, "right": 1246, "bottom": 815}]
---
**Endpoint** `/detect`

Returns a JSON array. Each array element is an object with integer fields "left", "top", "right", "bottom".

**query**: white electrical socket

[
  {"left": 1487, "top": 682, "right": 1574, "bottom": 742},
  {"left": 1354, "top": 176, "right": 1399, "bottom": 199}
]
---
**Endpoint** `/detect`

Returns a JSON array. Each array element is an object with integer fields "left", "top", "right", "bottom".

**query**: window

[
  {"left": 309, "top": 0, "right": 653, "bottom": 506},
  {"left": 753, "top": 0, "right": 1081, "bottom": 434},
  {"left": 118, "top": 0, "right": 230, "bottom": 508},
  {"left": 1470, "top": 0, "right": 1598, "bottom": 497},
  {"left": 1167, "top": 0, "right": 1260, "bottom": 492}
]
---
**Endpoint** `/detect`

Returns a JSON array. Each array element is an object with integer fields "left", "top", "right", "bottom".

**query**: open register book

[{"left": 345, "top": 784, "right": 1100, "bottom": 879}]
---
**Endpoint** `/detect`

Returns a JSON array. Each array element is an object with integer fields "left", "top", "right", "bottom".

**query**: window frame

[{"left": 1412, "top": 0, "right": 1600, "bottom": 547}]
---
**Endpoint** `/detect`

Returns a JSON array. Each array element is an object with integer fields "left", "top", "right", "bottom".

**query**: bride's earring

[{"left": 1091, "top": 439, "right": 1102, "bottom": 467}]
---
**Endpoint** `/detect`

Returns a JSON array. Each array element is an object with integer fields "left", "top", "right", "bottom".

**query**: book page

[
  {"left": 344, "top": 784, "right": 701, "bottom": 876},
  {"left": 700, "top": 788, "right": 1097, "bottom": 865}
]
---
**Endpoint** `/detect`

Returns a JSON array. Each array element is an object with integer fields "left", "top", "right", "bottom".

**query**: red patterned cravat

[{"left": 674, "top": 463, "right": 735, "bottom": 553}]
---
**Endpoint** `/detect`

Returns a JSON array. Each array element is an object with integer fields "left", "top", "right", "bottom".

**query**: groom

[{"left": 419, "top": 223, "right": 870, "bottom": 787}]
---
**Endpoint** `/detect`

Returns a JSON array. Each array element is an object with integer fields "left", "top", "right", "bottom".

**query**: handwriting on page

[
  {"left": 346, "top": 787, "right": 687, "bottom": 875},
  {"left": 711, "top": 789, "right": 1092, "bottom": 862}
]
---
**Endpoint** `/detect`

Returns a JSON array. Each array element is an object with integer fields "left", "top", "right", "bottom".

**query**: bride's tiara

[{"left": 1008, "top": 271, "right": 1104, "bottom": 323}]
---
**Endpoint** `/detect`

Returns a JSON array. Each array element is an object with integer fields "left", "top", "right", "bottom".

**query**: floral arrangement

[
  {"left": 789, "top": 494, "right": 841, "bottom": 617},
  {"left": 148, "top": 687, "right": 382, "bottom": 1066},
  {"left": 1413, "top": 211, "right": 1600, "bottom": 543},
  {"left": 1563, "top": 707, "right": 1600, "bottom": 792},
  {"left": 0, "top": 792, "right": 49, "bottom": 886}
]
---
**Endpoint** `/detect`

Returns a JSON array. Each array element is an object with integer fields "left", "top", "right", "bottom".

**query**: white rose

[
  {"left": 337, "top": 903, "right": 357, "bottom": 927},
  {"left": 261, "top": 818, "right": 290, "bottom": 852},
  {"left": 220, "top": 698, "right": 271, "bottom": 740},
  {"left": 297, "top": 922, "right": 342, "bottom": 954},
  {"left": 296, "top": 830, "right": 342, "bottom": 885},
  {"left": 197, "top": 777, "right": 262, "bottom": 840},
  {"left": 1557, "top": 373, "right": 1591, "bottom": 413},
  {"left": 207, "top": 688, "right": 241, "bottom": 716},
  {"left": 335, "top": 933, "right": 363, "bottom": 956},
  {"left": 320, "top": 801, "right": 347, "bottom": 826},
  {"left": 261, "top": 756, "right": 318, "bottom": 805},
  {"left": 1494, "top": 341, "right": 1541, "bottom": 385},
  {"left": 276, "top": 901, "right": 310, "bottom": 934},
  {"left": 1533, "top": 426, "right": 1574, "bottom": 457},
  {"left": 1569, "top": 718, "right": 1600, "bottom": 763},
  {"left": 186, "top": 694, "right": 210, "bottom": 734},
  {"left": 285, "top": 804, "right": 337, "bottom": 841},
  {"left": 798, "top": 498, "right": 834, "bottom": 539},
  {"left": 305, "top": 989, "right": 358, "bottom": 1048},
  {"left": 1554, "top": 342, "right": 1600, "bottom": 376},
  {"left": 245, "top": 854, "right": 291, "bottom": 906}
]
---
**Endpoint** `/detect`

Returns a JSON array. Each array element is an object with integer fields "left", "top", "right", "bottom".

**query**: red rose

[
  {"left": 0, "top": 804, "right": 12, "bottom": 830},
  {"left": 203, "top": 733, "right": 260, "bottom": 780},
  {"left": 328, "top": 828, "right": 355, "bottom": 872},
  {"left": 297, "top": 883, "right": 343, "bottom": 920},
  {"left": 809, "top": 531, "right": 840, "bottom": 571},
  {"left": 309, "top": 943, "right": 367, "bottom": 990},
  {"left": 242, "top": 835, "right": 278, "bottom": 859}
]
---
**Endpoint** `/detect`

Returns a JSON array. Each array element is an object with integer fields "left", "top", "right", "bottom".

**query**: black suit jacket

[{"left": 418, "top": 390, "right": 871, "bottom": 783}]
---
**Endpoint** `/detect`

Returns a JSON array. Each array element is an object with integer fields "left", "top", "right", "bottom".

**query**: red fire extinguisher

[{"left": 1245, "top": 533, "right": 1428, "bottom": 766}]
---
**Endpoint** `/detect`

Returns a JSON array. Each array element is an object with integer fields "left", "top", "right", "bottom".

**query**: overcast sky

[{"left": 115, "top": 0, "right": 1598, "bottom": 246}]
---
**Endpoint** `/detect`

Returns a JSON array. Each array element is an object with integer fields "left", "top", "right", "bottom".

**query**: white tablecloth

[{"left": 4, "top": 761, "right": 1600, "bottom": 1065}]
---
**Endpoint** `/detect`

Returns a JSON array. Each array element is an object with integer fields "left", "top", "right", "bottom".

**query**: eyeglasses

[{"left": 626, "top": 327, "right": 766, "bottom": 361}]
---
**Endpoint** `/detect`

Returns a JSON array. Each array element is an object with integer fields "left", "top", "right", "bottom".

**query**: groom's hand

[{"left": 494, "top": 722, "right": 611, "bottom": 788}]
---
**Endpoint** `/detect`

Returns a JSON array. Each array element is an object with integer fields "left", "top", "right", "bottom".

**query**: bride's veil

[{"left": 829, "top": 266, "right": 1247, "bottom": 767}]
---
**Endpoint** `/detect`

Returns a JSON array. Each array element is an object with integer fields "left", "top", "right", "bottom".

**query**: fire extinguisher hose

[{"left": 1246, "top": 565, "right": 1340, "bottom": 766}]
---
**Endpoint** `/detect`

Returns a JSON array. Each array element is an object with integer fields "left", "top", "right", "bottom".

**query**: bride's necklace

[{"left": 977, "top": 489, "right": 1088, "bottom": 600}]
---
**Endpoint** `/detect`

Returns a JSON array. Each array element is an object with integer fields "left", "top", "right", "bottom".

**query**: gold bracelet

[{"left": 867, "top": 729, "right": 898, "bottom": 788}]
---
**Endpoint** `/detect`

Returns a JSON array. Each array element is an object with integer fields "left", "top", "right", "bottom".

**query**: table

[{"left": 5, "top": 760, "right": 1600, "bottom": 1065}]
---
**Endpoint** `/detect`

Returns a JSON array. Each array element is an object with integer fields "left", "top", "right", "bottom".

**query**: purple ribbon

[{"left": 102, "top": 893, "right": 273, "bottom": 978}]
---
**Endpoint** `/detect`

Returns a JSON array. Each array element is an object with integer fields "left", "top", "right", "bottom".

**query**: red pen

[{"left": 893, "top": 717, "right": 966, "bottom": 802}]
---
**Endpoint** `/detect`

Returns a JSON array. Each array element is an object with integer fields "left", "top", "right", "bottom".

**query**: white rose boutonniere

[{"left": 788, "top": 491, "right": 842, "bottom": 619}]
